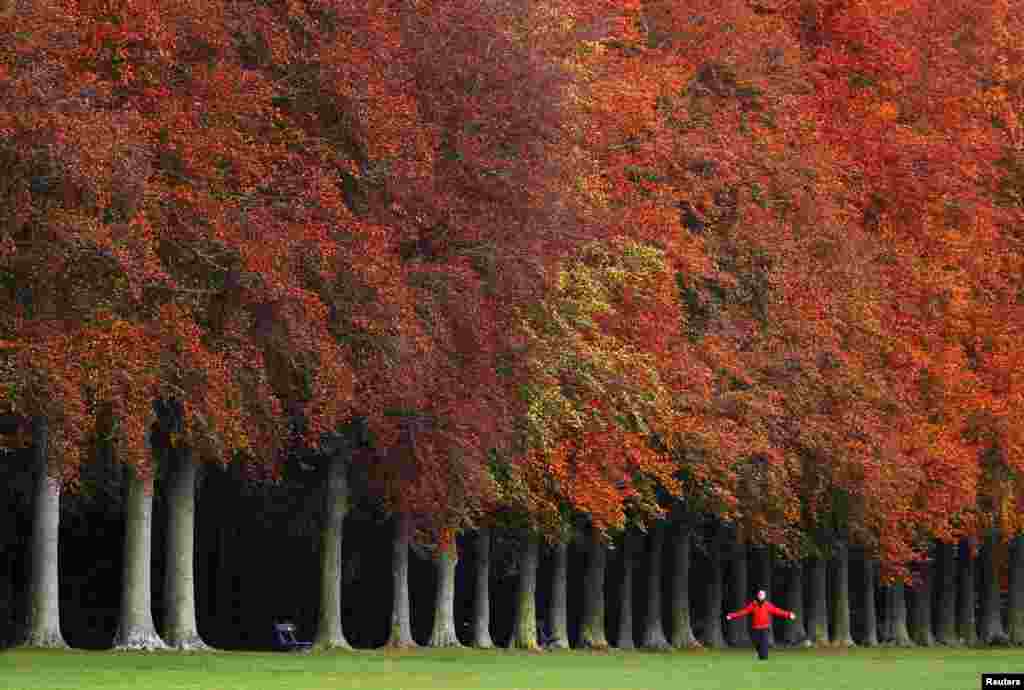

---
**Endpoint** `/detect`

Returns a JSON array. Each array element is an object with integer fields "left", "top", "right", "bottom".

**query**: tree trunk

[
  {"left": 579, "top": 526, "right": 609, "bottom": 649},
  {"left": 958, "top": 537, "right": 978, "bottom": 646},
  {"left": 670, "top": 523, "right": 700, "bottom": 648},
  {"left": 980, "top": 530, "right": 1009, "bottom": 645},
  {"left": 114, "top": 466, "right": 166, "bottom": 650},
  {"left": 702, "top": 525, "right": 727, "bottom": 648},
  {"left": 935, "top": 541, "right": 959, "bottom": 646},
  {"left": 509, "top": 532, "right": 539, "bottom": 650},
  {"left": 784, "top": 563, "right": 808, "bottom": 646},
  {"left": 888, "top": 581, "right": 915, "bottom": 646},
  {"left": 807, "top": 557, "right": 830, "bottom": 646},
  {"left": 429, "top": 540, "right": 461, "bottom": 647},
  {"left": 1008, "top": 535, "right": 1024, "bottom": 646},
  {"left": 547, "top": 539, "right": 570, "bottom": 649},
  {"left": 472, "top": 528, "right": 494, "bottom": 649},
  {"left": 859, "top": 557, "right": 878, "bottom": 647},
  {"left": 751, "top": 545, "right": 775, "bottom": 647},
  {"left": 831, "top": 540, "right": 855, "bottom": 646},
  {"left": 642, "top": 524, "right": 670, "bottom": 649},
  {"left": 20, "top": 417, "right": 67, "bottom": 649},
  {"left": 910, "top": 562, "right": 935, "bottom": 647},
  {"left": 163, "top": 446, "right": 209, "bottom": 650},
  {"left": 0, "top": 546, "right": 9, "bottom": 647},
  {"left": 726, "top": 537, "right": 750, "bottom": 647},
  {"left": 314, "top": 453, "right": 351, "bottom": 650},
  {"left": 386, "top": 514, "right": 417, "bottom": 648},
  {"left": 617, "top": 530, "right": 635, "bottom": 650}
]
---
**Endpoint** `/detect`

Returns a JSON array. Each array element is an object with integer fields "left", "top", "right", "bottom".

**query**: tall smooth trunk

[
  {"left": 726, "top": 537, "right": 750, "bottom": 647},
  {"left": 831, "top": 540, "right": 855, "bottom": 646},
  {"left": 509, "top": 533, "right": 539, "bottom": 650},
  {"left": 1008, "top": 535, "right": 1024, "bottom": 646},
  {"left": 859, "top": 556, "right": 878, "bottom": 647},
  {"left": 752, "top": 545, "right": 774, "bottom": 647},
  {"left": 314, "top": 454, "right": 351, "bottom": 650},
  {"left": 429, "top": 541, "right": 460, "bottom": 647},
  {"left": 702, "top": 525, "right": 727, "bottom": 648},
  {"left": 643, "top": 524, "right": 669, "bottom": 649},
  {"left": 617, "top": 530, "right": 635, "bottom": 649},
  {"left": 547, "top": 539, "right": 570, "bottom": 649},
  {"left": 387, "top": 514, "right": 417, "bottom": 647},
  {"left": 889, "top": 581, "right": 915, "bottom": 646},
  {"left": 163, "top": 446, "right": 208, "bottom": 650},
  {"left": 807, "top": 557, "right": 830, "bottom": 646},
  {"left": 910, "top": 562, "right": 935, "bottom": 646},
  {"left": 958, "top": 538, "right": 978, "bottom": 646},
  {"left": 935, "top": 541, "right": 959, "bottom": 645},
  {"left": 784, "top": 563, "right": 808, "bottom": 646},
  {"left": 21, "top": 417, "right": 67, "bottom": 648},
  {"left": 579, "top": 526, "right": 609, "bottom": 649},
  {"left": 980, "top": 531, "right": 1009, "bottom": 645},
  {"left": 114, "top": 466, "right": 166, "bottom": 650},
  {"left": 670, "top": 523, "right": 700, "bottom": 648},
  {"left": 472, "top": 528, "right": 494, "bottom": 648},
  {"left": 0, "top": 546, "right": 10, "bottom": 647}
]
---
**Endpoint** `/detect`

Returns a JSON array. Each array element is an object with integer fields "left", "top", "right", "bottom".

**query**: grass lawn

[{"left": 1, "top": 646, "right": 1021, "bottom": 690}]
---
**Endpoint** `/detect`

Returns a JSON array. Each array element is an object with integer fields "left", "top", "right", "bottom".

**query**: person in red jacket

[{"left": 726, "top": 589, "right": 796, "bottom": 660}]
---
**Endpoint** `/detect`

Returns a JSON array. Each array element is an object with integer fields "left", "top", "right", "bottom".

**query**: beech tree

[
  {"left": 616, "top": 529, "right": 636, "bottom": 650},
  {"left": 642, "top": 522, "right": 670, "bottom": 649},
  {"left": 22, "top": 417, "right": 68, "bottom": 648},
  {"left": 508, "top": 532, "right": 540, "bottom": 650},
  {"left": 578, "top": 525, "right": 609, "bottom": 650},
  {"left": 471, "top": 528, "right": 495, "bottom": 649},
  {"left": 669, "top": 519, "right": 700, "bottom": 649}
]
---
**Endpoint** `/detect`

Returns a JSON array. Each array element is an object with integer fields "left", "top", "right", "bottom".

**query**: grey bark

[
  {"left": 935, "top": 541, "right": 960, "bottom": 646},
  {"left": 888, "top": 581, "right": 915, "bottom": 646},
  {"left": 670, "top": 523, "right": 700, "bottom": 648},
  {"left": 807, "top": 557, "right": 830, "bottom": 646},
  {"left": 20, "top": 417, "right": 67, "bottom": 649},
  {"left": 958, "top": 538, "right": 978, "bottom": 646},
  {"left": 726, "top": 537, "right": 750, "bottom": 647},
  {"left": 509, "top": 532, "right": 539, "bottom": 650},
  {"left": 429, "top": 541, "right": 461, "bottom": 647},
  {"left": 547, "top": 539, "right": 570, "bottom": 649},
  {"left": 314, "top": 453, "right": 351, "bottom": 650},
  {"left": 386, "top": 514, "right": 417, "bottom": 647},
  {"left": 617, "top": 530, "right": 635, "bottom": 650},
  {"left": 472, "top": 528, "right": 494, "bottom": 648},
  {"left": 831, "top": 540, "right": 855, "bottom": 646},
  {"left": 0, "top": 547, "right": 9, "bottom": 647},
  {"left": 643, "top": 524, "right": 670, "bottom": 649},
  {"left": 1008, "top": 535, "right": 1024, "bottom": 646},
  {"left": 579, "top": 526, "right": 609, "bottom": 649},
  {"left": 163, "top": 446, "right": 209, "bottom": 650},
  {"left": 701, "top": 525, "right": 727, "bottom": 648},
  {"left": 114, "top": 466, "right": 166, "bottom": 650},
  {"left": 980, "top": 531, "right": 1009, "bottom": 645},
  {"left": 784, "top": 563, "right": 808, "bottom": 646},
  {"left": 752, "top": 545, "right": 775, "bottom": 647},
  {"left": 910, "top": 562, "right": 935, "bottom": 646},
  {"left": 859, "top": 557, "right": 878, "bottom": 647}
]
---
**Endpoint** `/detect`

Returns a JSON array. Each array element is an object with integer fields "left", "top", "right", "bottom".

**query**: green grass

[{"left": 1, "top": 647, "right": 1021, "bottom": 690}]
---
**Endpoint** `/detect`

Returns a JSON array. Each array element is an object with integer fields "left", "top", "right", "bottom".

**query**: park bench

[{"left": 272, "top": 621, "right": 313, "bottom": 652}]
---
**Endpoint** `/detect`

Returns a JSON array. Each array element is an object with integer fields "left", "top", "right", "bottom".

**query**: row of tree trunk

[{"left": 14, "top": 426, "right": 1024, "bottom": 650}]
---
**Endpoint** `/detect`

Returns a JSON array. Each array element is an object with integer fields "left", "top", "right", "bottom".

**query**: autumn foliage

[{"left": 1, "top": 0, "right": 1022, "bottom": 574}]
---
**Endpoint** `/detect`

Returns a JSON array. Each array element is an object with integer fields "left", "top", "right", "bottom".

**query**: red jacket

[{"left": 726, "top": 600, "right": 793, "bottom": 629}]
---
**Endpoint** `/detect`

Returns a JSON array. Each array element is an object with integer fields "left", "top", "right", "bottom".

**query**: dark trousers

[{"left": 752, "top": 628, "right": 769, "bottom": 659}]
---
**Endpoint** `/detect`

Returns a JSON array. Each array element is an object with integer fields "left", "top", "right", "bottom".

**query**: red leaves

[{"left": 0, "top": 0, "right": 1020, "bottom": 569}]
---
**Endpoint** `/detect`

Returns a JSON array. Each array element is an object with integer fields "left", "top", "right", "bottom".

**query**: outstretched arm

[
  {"left": 726, "top": 602, "right": 755, "bottom": 621},
  {"left": 766, "top": 603, "right": 796, "bottom": 620}
]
